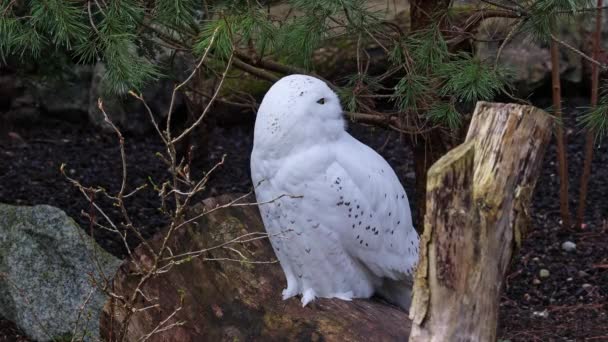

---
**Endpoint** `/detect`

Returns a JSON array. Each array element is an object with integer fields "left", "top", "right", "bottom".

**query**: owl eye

[{"left": 316, "top": 98, "right": 326, "bottom": 105}]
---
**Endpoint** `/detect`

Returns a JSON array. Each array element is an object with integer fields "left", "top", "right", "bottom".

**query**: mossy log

[
  {"left": 100, "top": 195, "right": 411, "bottom": 341},
  {"left": 408, "top": 102, "right": 553, "bottom": 341}
]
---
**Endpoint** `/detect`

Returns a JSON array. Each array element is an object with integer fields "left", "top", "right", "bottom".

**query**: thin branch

[
  {"left": 166, "top": 26, "right": 219, "bottom": 141},
  {"left": 551, "top": 33, "right": 608, "bottom": 70},
  {"left": 171, "top": 53, "right": 235, "bottom": 144}
]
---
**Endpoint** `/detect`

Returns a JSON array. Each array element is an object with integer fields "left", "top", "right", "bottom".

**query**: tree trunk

[
  {"left": 409, "top": 0, "right": 452, "bottom": 230},
  {"left": 409, "top": 102, "right": 552, "bottom": 341},
  {"left": 410, "top": 0, "right": 451, "bottom": 31},
  {"left": 576, "top": 0, "right": 603, "bottom": 228},
  {"left": 412, "top": 134, "right": 449, "bottom": 231},
  {"left": 550, "top": 39, "right": 571, "bottom": 228},
  {"left": 100, "top": 195, "right": 411, "bottom": 342}
]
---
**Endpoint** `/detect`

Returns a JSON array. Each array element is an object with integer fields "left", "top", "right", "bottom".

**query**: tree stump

[
  {"left": 100, "top": 195, "right": 411, "bottom": 341},
  {"left": 408, "top": 102, "right": 553, "bottom": 341}
]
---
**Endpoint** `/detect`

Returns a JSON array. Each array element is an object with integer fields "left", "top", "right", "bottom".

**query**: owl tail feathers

[{"left": 376, "top": 278, "right": 413, "bottom": 312}]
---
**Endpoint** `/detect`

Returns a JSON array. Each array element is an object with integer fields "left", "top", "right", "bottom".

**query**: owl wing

[{"left": 270, "top": 133, "right": 419, "bottom": 281}]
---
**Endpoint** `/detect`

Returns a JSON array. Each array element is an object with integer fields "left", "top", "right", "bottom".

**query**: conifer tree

[{"left": 1, "top": 0, "right": 604, "bottom": 224}]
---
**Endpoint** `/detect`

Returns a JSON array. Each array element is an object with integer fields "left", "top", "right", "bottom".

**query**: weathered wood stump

[
  {"left": 409, "top": 102, "right": 553, "bottom": 341},
  {"left": 100, "top": 195, "right": 411, "bottom": 341}
]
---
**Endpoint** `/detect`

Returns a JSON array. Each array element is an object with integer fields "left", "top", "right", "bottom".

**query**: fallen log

[
  {"left": 100, "top": 195, "right": 411, "bottom": 341},
  {"left": 409, "top": 102, "right": 553, "bottom": 341}
]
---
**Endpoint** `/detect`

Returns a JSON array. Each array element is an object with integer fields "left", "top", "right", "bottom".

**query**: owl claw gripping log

[{"left": 250, "top": 75, "right": 420, "bottom": 310}]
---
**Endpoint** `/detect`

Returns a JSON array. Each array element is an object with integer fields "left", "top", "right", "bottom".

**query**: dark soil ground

[{"left": 0, "top": 98, "right": 606, "bottom": 341}]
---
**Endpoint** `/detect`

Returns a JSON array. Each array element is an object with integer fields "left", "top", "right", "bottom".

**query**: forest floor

[{"left": 0, "top": 99, "right": 607, "bottom": 341}]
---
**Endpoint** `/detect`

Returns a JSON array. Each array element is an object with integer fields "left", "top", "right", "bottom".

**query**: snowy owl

[{"left": 250, "top": 74, "right": 419, "bottom": 310}]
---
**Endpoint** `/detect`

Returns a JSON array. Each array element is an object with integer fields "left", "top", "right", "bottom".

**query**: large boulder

[
  {"left": 0, "top": 204, "right": 122, "bottom": 341},
  {"left": 0, "top": 66, "right": 92, "bottom": 125},
  {"left": 476, "top": 17, "right": 583, "bottom": 95},
  {"left": 100, "top": 194, "right": 411, "bottom": 341}
]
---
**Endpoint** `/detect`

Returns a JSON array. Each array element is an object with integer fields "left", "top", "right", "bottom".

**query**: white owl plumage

[{"left": 250, "top": 74, "right": 419, "bottom": 309}]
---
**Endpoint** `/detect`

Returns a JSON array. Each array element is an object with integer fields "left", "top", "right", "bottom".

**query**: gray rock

[
  {"left": 0, "top": 204, "right": 122, "bottom": 341},
  {"left": 476, "top": 18, "right": 582, "bottom": 95},
  {"left": 1, "top": 67, "right": 91, "bottom": 125},
  {"left": 35, "top": 66, "right": 92, "bottom": 121},
  {"left": 561, "top": 240, "right": 577, "bottom": 252},
  {"left": 539, "top": 269, "right": 550, "bottom": 278}
]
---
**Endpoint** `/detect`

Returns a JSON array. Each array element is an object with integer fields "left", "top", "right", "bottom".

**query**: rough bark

[
  {"left": 409, "top": 0, "right": 452, "bottom": 230},
  {"left": 100, "top": 195, "right": 411, "bottom": 342},
  {"left": 409, "top": 102, "right": 553, "bottom": 341}
]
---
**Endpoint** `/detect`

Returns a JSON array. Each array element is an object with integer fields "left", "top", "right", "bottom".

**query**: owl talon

[
  {"left": 301, "top": 288, "right": 316, "bottom": 307},
  {"left": 282, "top": 287, "right": 298, "bottom": 300}
]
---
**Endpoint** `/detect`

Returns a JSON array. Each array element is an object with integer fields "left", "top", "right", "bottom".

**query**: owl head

[{"left": 253, "top": 75, "right": 345, "bottom": 157}]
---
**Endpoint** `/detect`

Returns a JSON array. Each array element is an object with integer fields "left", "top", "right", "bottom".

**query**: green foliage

[
  {"left": 581, "top": 93, "right": 608, "bottom": 141},
  {"left": 428, "top": 101, "right": 461, "bottom": 130},
  {"left": 30, "top": 0, "right": 87, "bottom": 48},
  {"left": 195, "top": 17, "right": 235, "bottom": 59},
  {"left": 522, "top": 0, "right": 594, "bottom": 42},
  {"left": 278, "top": 15, "right": 326, "bottom": 67},
  {"left": 339, "top": 73, "right": 382, "bottom": 112},
  {"left": 392, "top": 73, "right": 433, "bottom": 113},
  {"left": 439, "top": 54, "right": 510, "bottom": 103},
  {"left": 0, "top": 0, "right": 598, "bottom": 131},
  {"left": 408, "top": 27, "right": 449, "bottom": 73}
]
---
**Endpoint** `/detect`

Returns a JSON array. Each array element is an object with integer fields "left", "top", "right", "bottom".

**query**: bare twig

[{"left": 171, "top": 52, "right": 234, "bottom": 144}]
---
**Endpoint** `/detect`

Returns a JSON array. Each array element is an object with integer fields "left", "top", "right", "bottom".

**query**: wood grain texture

[{"left": 409, "top": 102, "right": 552, "bottom": 342}]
